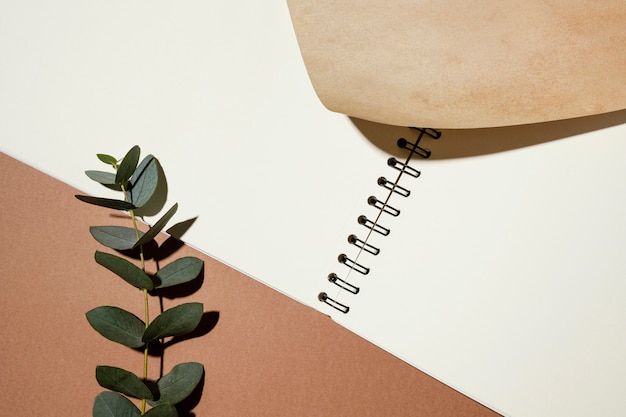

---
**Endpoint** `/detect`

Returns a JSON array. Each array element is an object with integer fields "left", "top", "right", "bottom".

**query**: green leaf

[
  {"left": 153, "top": 257, "right": 203, "bottom": 289},
  {"left": 95, "top": 251, "right": 153, "bottom": 290},
  {"left": 96, "top": 366, "right": 154, "bottom": 400},
  {"left": 143, "top": 302, "right": 203, "bottom": 343},
  {"left": 127, "top": 155, "right": 158, "bottom": 209},
  {"left": 93, "top": 391, "right": 141, "bottom": 417},
  {"left": 97, "top": 153, "right": 118, "bottom": 166},
  {"left": 86, "top": 306, "right": 145, "bottom": 348},
  {"left": 133, "top": 204, "right": 178, "bottom": 249},
  {"left": 90, "top": 226, "right": 144, "bottom": 251},
  {"left": 75, "top": 195, "right": 136, "bottom": 211},
  {"left": 116, "top": 145, "right": 141, "bottom": 185},
  {"left": 148, "top": 362, "right": 204, "bottom": 407},
  {"left": 85, "top": 170, "right": 123, "bottom": 191},
  {"left": 86, "top": 170, "right": 117, "bottom": 185},
  {"left": 144, "top": 405, "right": 178, "bottom": 417}
]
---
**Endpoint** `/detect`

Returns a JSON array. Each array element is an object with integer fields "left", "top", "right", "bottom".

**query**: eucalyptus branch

[{"left": 77, "top": 146, "right": 205, "bottom": 417}]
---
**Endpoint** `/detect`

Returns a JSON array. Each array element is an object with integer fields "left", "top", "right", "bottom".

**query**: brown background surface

[{"left": 0, "top": 152, "right": 501, "bottom": 416}]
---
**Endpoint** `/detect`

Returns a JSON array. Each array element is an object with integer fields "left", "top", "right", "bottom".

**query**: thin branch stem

[
  {"left": 141, "top": 288, "right": 149, "bottom": 415},
  {"left": 121, "top": 181, "right": 149, "bottom": 415}
]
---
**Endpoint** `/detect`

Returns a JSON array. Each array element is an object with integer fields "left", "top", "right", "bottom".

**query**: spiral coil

[{"left": 319, "top": 127, "right": 441, "bottom": 314}]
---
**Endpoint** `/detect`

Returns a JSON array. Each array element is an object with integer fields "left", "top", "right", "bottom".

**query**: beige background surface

[{"left": 287, "top": 0, "right": 626, "bottom": 127}]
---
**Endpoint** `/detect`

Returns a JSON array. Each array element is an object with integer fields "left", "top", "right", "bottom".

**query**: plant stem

[
  {"left": 142, "top": 288, "right": 149, "bottom": 415},
  {"left": 121, "top": 182, "right": 149, "bottom": 415}
]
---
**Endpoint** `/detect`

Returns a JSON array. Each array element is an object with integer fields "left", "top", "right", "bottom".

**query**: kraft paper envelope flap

[
  {"left": 2, "top": 2, "right": 626, "bottom": 417},
  {"left": 286, "top": 0, "right": 626, "bottom": 128}
]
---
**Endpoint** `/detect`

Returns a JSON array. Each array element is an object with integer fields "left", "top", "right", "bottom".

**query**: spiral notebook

[{"left": 2, "top": 2, "right": 626, "bottom": 417}]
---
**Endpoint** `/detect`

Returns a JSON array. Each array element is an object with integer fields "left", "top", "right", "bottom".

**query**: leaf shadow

[
  {"left": 155, "top": 236, "right": 186, "bottom": 264},
  {"left": 166, "top": 218, "right": 198, "bottom": 241},
  {"left": 117, "top": 240, "right": 160, "bottom": 261}
]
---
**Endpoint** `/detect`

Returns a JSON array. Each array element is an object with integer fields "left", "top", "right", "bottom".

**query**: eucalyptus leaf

[
  {"left": 86, "top": 306, "right": 145, "bottom": 348},
  {"left": 85, "top": 170, "right": 117, "bottom": 185},
  {"left": 153, "top": 257, "right": 203, "bottom": 289},
  {"left": 85, "top": 170, "right": 123, "bottom": 191},
  {"left": 142, "top": 302, "right": 203, "bottom": 343},
  {"left": 76, "top": 195, "right": 136, "bottom": 211},
  {"left": 90, "top": 226, "right": 144, "bottom": 251},
  {"left": 133, "top": 203, "right": 178, "bottom": 249},
  {"left": 127, "top": 155, "right": 158, "bottom": 208},
  {"left": 144, "top": 405, "right": 178, "bottom": 417},
  {"left": 97, "top": 153, "right": 118, "bottom": 166},
  {"left": 96, "top": 366, "right": 154, "bottom": 400},
  {"left": 116, "top": 145, "right": 141, "bottom": 185},
  {"left": 148, "top": 362, "right": 204, "bottom": 407},
  {"left": 93, "top": 391, "right": 141, "bottom": 417},
  {"left": 95, "top": 251, "right": 153, "bottom": 290}
]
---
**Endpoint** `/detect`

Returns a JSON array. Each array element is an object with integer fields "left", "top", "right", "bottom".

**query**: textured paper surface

[
  {"left": 0, "top": 152, "right": 501, "bottom": 416},
  {"left": 287, "top": 0, "right": 626, "bottom": 127}
]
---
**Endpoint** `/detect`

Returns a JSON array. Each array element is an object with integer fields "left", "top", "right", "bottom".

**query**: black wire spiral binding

[
  {"left": 358, "top": 215, "right": 391, "bottom": 236},
  {"left": 378, "top": 176, "right": 411, "bottom": 197},
  {"left": 348, "top": 233, "right": 380, "bottom": 255},
  {"left": 388, "top": 157, "right": 420, "bottom": 178},
  {"left": 328, "top": 273, "right": 360, "bottom": 294},
  {"left": 368, "top": 196, "right": 400, "bottom": 217},
  {"left": 319, "top": 127, "right": 441, "bottom": 314},
  {"left": 338, "top": 253, "right": 370, "bottom": 275}
]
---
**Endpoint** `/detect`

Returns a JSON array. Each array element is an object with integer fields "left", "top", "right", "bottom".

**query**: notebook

[{"left": 1, "top": 1, "right": 625, "bottom": 417}]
